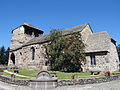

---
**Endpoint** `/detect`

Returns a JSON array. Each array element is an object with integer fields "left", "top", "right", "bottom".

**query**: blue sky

[{"left": 0, "top": 0, "right": 120, "bottom": 48}]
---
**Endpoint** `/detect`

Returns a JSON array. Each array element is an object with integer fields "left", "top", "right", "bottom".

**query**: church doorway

[{"left": 10, "top": 53, "right": 15, "bottom": 65}]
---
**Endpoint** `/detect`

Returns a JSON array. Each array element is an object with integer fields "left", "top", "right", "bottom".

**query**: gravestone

[{"left": 29, "top": 71, "right": 58, "bottom": 90}]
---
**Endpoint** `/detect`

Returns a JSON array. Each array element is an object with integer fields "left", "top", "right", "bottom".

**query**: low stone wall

[
  {"left": 58, "top": 75, "right": 120, "bottom": 86},
  {"left": 0, "top": 74, "right": 120, "bottom": 87},
  {"left": 112, "top": 73, "right": 120, "bottom": 76},
  {"left": 0, "top": 75, "right": 29, "bottom": 86}
]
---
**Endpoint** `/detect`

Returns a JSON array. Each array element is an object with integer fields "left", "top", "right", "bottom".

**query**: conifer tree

[
  {"left": 0, "top": 46, "right": 9, "bottom": 65},
  {"left": 0, "top": 46, "right": 5, "bottom": 64}
]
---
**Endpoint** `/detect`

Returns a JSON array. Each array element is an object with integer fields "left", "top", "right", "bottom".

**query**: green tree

[
  {"left": 45, "top": 29, "right": 86, "bottom": 72},
  {"left": 0, "top": 46, "right": 6, "bottom": 64},
  {"left": 4, "top": 47, "right": 10, "bottom": 65},
  {"left": 0, "top": 46, "right": 9, "bottom": 65},
  {"left": 117, "top": 44, "right": 120, "bottom": 60}
]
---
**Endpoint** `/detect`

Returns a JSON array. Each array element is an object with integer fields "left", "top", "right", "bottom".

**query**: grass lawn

[
  {"left": 4, "top": 69, "right": 105, "bottom": 80},
  {"left": 113, "top": 71, "right": 120, "bottom": 73},
  {"left": 49, "top": 71, "right": 104, "bottom": 79},
  {"left": 8, "top": 69, "right": 40, "bottom": 77},
  {"left": 3, "top": 72, "right": 30, "bottom": 80}
]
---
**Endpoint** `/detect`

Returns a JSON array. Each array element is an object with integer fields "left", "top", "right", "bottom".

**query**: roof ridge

[
  {"left": 92, "top": 31, "right": 107, "bottom": 34},
  {"left": 23, "top": 22, "right": 41, "bottom": 30},
  {"left": 92, "top": 31, "right": 111, "bottom": 38},
  {"left": 63, "top": 23, "right": 88, "bottom": 31}
]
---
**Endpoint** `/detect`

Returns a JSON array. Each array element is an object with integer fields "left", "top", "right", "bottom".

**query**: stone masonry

[{"left": 8, "top": 23, "right": 119, "bottom": 72}]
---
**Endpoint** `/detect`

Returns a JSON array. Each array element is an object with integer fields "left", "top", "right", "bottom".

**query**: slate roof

[
  {"left": 85, "top": 31, "right": 111, "bottom": 53},
  {"left": 23, "top": 23, "right": 88, "bottom": 46},
  {"left": 10, "top": 23, "right": 115, "bottom": 53},
  {"left": 23, "top": 35, "right": 49, "bottom": 46},
  {"left": 61, "top": 23, "right": 88, "bottom": 35}
]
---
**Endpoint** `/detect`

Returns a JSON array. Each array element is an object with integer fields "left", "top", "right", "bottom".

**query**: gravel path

[{"left": 0, "top": 80, "right": 120, "bottom": 90}]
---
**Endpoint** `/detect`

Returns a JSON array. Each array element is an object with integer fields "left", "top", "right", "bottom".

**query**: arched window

[
  {"left": 31, "top": 47, "right": 35, "bottom": 60},
  {"left": 90, "top": 54, "right": 96, "bottom": 65},
  {"left": 10, "top": 53, "right": 15, "bottom": 64}
]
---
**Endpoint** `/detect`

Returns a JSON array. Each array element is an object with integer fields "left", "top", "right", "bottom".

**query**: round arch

[{"left": 10, "top": 53, "right": 15, "bottom": 65}]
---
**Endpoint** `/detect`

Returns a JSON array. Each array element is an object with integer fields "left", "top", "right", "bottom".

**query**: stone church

[{"left": 8, "top": 22, "right": 119, "bottom": 72}]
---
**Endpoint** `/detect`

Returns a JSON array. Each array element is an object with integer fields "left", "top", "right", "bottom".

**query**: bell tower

[
  {"left": 8, "top": 22, "right": 44, "bottom": 68},
  {"left": 10, "top": 22, "right": 44, "bottom": 50}
]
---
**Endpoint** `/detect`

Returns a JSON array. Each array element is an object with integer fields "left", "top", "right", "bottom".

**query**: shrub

[
  {"left": 105, "top": 71, "right": 111, "bottom": 78},
  {"left": 0, "top": 69, "right": 3, "bottom": 72},
  {"left": 11, "top": 74, "right": 15, "bottom": 78}
]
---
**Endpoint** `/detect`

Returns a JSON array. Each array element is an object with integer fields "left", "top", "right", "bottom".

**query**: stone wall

[
  {"left": 108, "top": 39, "right": 119, "bottom": 72},
  {"left": 81, "top": 24, "right": 93, "bottom": 43},
  {"left": 83, "top": 38, "right": 119, "bottom": 72},
  {"left": 58, "top": 75, "right": 120, "bottom": 86},
  {"left": 10, "top": 26, "right": 34, "bottom": 50},
  {"left": 8, "top": 43, "right": 48, "bottom": 70},
  {"left": 0, "top": 75, "right": 29, "bottom": 86},
  {"left": 0, "top": 74, "right": 120, "bottom": 87},
  {"left": 83, "top": 52, "right": 109, "bottom": 72}
]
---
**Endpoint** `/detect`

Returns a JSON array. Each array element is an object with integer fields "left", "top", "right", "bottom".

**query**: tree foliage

[
  {"left": 45, "top": 29, "right": 86, "bottom": 72},
  {"left": 0, "top": 46, "right": 9, "bottom": 65},
  {"left": 117, "top": 44, "right": 120, "bottom": 60}
]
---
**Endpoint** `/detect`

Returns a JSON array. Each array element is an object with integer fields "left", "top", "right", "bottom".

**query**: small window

[
  {"left": 20, "top": 52, "right": 22, "bottom": 55},
  {"left": 31, "top": 47, "right": 35, "bottom": 60},
  {"left": 90, "top": 55, "right": 96, "bottom": 65}
]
